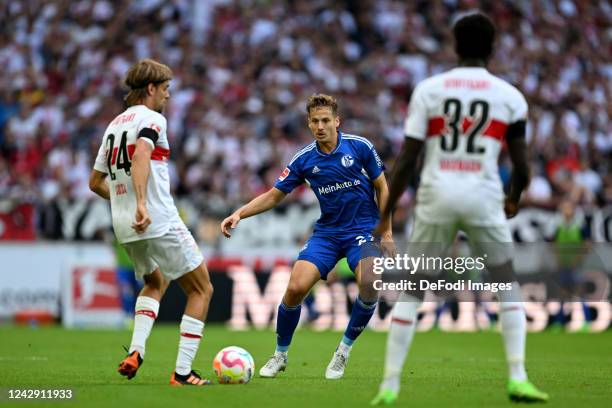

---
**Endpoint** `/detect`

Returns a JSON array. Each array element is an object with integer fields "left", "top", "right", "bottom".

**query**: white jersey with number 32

[
  {"left": 404, "top": 67, "right": 528, "bottom": 226},
  {"left": 94, "top": 104, "right": 180, "bottom": 243}
]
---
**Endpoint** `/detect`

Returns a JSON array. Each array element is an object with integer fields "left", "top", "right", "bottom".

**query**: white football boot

[
  {"left": 259, "top": 352, "right": 288, "bottom": 378},
  {"left": 325, "top": 350, "right": 349, "bottom": 379}
]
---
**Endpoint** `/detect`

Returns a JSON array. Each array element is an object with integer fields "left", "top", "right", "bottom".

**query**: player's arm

[
  {"left": 89, "top": 170, "right": 110, "bottom": 200},
  {"left": 504, "top": 120, "right": 530, "bottom": 218},
  {"left": 131, "top": 136, "right": 154, "bottom": 234},
  {"left": 221, "top": 187, "right": 287, "bottom": 238},
  {"left": 374, "top": 138, "right": 424, "bottom": 236},
  {"left": 372, "top": 173, "right": 392, "bottom": 240},
  {"left": 374, "top": 81, "right": 426, "bottom": 236}
]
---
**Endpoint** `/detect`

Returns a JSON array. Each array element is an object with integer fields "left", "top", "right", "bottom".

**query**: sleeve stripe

[
  {"left": 343, "top": 134, "right": 374, "bottom": 149},
  {"left": 289, "top": 143, "right": 316, "bottom": 165},
  {"left": 482, "top": 119, "right": 509, "bottom": 141}
]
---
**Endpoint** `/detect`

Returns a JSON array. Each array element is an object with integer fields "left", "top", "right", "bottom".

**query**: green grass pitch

[{"left": 1, "top": 325, "right": 610, "bottom": 407}]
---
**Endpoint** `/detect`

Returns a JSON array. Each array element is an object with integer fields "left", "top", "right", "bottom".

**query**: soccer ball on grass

[{"left": 212, "top": 346, "right": 255, "bottom": 384}]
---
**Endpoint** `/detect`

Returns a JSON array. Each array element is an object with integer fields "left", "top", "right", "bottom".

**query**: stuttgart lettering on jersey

[
  {"left": 111, "top": 112, "right": 136, "bottom": 125},
  {"left": 443, "top": 78, "right": 490, "bottom": 89}
]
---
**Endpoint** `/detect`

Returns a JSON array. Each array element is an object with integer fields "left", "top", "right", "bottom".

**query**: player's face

[
  {"left": 152, "top": 81, "right": 171, "bottom": 113},
  {"left": 308, "top": 107, "right": 339, "bottom": 145},
  {"left": 560, "top": 201, "right": 574, "bottom": 221}
]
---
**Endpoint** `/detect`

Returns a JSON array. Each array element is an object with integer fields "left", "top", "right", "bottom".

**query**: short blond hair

[
  {"left": 123, "top": 59, "right": 173, "bottom": 106},
  {"left": 306, "top": 93, "right": 338, "bottom": 116}
]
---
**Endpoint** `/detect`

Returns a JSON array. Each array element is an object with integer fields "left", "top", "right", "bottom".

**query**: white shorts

[
  {"left": 409, "top": 216, "right": 513, "bottom": 271},
  {"left": 415, "top": 184, "right": 507, "bottom": 226},
  {"left": 122, "top": 223, "right": 204, "bottom": 281}
]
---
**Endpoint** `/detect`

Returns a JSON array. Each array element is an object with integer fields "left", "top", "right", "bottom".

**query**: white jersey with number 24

[{"left": 94, "top": 104, "right": 181, "bottom": 243}]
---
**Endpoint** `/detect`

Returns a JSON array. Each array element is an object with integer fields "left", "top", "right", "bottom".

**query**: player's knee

[
  {"left": 358, "top": 281, "right": 378, "bottom": 303},
  {"left": 284, "top": 283, "right": 306, "bottom": 306},
  {"left": 192, "top": 278, "right": 213, "bottom": 299},
  {"left": 144, "top": 271, "right": 166, "bottom": 292},
  {"left": 158, "top": 279, "right": 170, "bottom": 296},
  {"left": 204, "top": 281, "right": 214, "bottom": 297}
]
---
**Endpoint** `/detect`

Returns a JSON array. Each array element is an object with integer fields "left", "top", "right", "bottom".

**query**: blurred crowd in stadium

[{"left": 0, "top": 0, "right": 610, "bottom": 240}]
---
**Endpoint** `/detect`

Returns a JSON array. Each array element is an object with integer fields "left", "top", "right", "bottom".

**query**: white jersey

[
  {"left": 94, "top": 104, "right": 181, "bottom": 243},
  {"left": 404, "top": 67, "right": 528, "bottom": 226}
]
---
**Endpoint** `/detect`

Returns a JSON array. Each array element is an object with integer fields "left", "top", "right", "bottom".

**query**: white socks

[
  {"left": 381, "top": 294, "right": 421, "bottom": 393},
  {"left": 378, "top": 281, "right": 528, "bottom": 393},
  {"left": 337, "top": 341, "right": 351, "bottom": 356},
  {"left": 175, "top": 314, "right": 204, "bottom": 376},
  {"left": 129, "top": 296, "right": 159, "bottom": 357},
  {"left": 498, "top": 282, "right": 528, "bottom": 381},
  {"left": 128, "top": 298, "right": 206, "bottom": 376}
]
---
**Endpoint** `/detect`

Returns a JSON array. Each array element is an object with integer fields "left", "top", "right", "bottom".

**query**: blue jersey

[{"left": 274, "top": 131, "right": 384, "bottom": 235}]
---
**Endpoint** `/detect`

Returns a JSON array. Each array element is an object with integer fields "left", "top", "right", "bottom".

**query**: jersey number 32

[{"left": 440, "top": 98, "right": 489, "bottom": 154}]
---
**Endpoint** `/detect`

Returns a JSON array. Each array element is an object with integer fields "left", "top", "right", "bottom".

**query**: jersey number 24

[{"left": 106, "top": 131, "right": 132, "bottom": 180}]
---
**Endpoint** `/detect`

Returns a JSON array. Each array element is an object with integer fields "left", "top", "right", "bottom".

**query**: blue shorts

[{"left": 297, "top": 232, "right": 380, "bottom": 279}]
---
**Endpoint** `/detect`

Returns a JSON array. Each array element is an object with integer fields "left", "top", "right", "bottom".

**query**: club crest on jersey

[
  {"left": 148, "top": 123, "right": 162, "bottom": 134},
  {"left": 278, "top": 167, "right": 290, "bottom": 181},
  {"left": 341, "top": 154, "right": 354, "bottom": 168}
]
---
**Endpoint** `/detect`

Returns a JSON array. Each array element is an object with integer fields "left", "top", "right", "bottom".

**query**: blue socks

[
  {"left": 275, "top": 297, "right": 377, "bottom": 354},
  {"left": 276, "top": 302, "right": 302, "bottom": 352},
  {"left": 342, "top": 297, "right": 377, "bottom": 346}
]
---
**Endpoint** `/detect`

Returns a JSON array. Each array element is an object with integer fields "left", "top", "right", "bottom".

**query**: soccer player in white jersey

[
  {"left": 89, "top": 59, "right": 213, "bottom": 386},
  {"left": 370, "top": 13, "right": 548, "bottom": 404}
]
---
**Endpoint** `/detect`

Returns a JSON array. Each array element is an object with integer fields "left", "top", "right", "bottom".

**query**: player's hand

[
  {"left": 380, "top": 231, "right": 397, "bottom": 258},
  {"left": 373, "top": 219, "right": 391, "bottom": 239},
  {"left": 373, "top": 220, "right": 396, "bottom": 257},
  {"left": 504, "top": 197, "right": 519, "bottom": 219},
  {"left": 132, "top": 204, "right": 151, "bottom": 234},
  {"left": 221, "top": 213, "right": 241, "bottom": 238}
]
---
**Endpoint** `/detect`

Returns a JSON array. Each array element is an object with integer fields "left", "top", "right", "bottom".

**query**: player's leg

[
  {"left": 372, "top": 220, "right": 455, "bottom": 404},
  {"left": 346, "top": 252, "right": 380, "bottom": 348},
  {"left": 169, "top": 261, "right": 214, "bottom": 385},
  {"left": 146, "top": 223, "right": 212, "bottom": 386},
  {"left": 119, "top": 241, "right": 167, "bottom": 379},
  {"left": 303, "top": 291, "right": 320, "bottom": 322},
  {"left": 259, "top": 260, "right": 321, "bottom": 378},
  {"left": 325, "top": 236, "right": 379, "bottom": 380},
  {"left": 129, "top": 268, "right": 168, "bottom": 355},
  {"left": 465, "top": 224, "right": 548, "bottom": 402},
  {"left": 278, "top": 260, "right": 321, "bottom": 349},
  {"left": 260, "top": 234, "right": 338, "bottom": 378},
  {"left": 371, "top": 292, "right": 422, "bottom": 405}
]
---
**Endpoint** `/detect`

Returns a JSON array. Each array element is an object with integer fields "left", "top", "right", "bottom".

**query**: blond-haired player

[{"left": 89, "top": 59, "right": 213, "bottom": 386}]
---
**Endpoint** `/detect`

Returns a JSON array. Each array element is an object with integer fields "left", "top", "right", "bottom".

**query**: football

[{"left": 212, "top": 346, "right": 255, "bottom": 384}]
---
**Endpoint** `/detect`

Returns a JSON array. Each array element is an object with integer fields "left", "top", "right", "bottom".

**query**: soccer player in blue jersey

[{"left": 221, "top": 94, "right": 393, "bottom": 379}]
